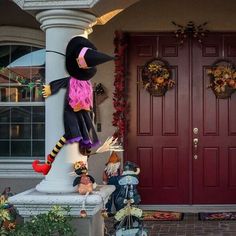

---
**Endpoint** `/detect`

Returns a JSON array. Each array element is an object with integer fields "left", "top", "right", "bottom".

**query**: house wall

[{"left": 1, "top": 0, "right": 236, "bottom": 194}]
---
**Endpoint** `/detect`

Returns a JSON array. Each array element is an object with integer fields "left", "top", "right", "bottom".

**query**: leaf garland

[
  {"left": 112, "top": 31, "right": 127, "bottom": 141},
  {"left": 0, "top": 67, "right": 44, "bottom": 96}
]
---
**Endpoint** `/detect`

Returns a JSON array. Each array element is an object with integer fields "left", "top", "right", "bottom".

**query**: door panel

[
  {"left": 192, "top": 34, "right": 236, "bottom": 203},
  {"left": 126, "top": 34, "right": 190, "bottom": 204}
]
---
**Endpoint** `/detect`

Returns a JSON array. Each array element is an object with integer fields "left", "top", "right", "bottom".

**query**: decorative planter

[
  {"left": 147, "top": 85, "right": 168, "bottom": 97},
  {"left": 212, "top": 85, "right": 235, "bottom": 99}
]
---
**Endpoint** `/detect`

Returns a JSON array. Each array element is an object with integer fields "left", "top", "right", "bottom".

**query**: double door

[{"left": 126, "top": 33, "right": 236, "bottom": 204}]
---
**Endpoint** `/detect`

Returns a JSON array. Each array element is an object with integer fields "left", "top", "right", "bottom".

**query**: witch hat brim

[
  {"left": 66, "top": 36, "right": 114, "bottom": 80},
  {"left": 83, "top": 49, "right": 114, "bottom": 68}
]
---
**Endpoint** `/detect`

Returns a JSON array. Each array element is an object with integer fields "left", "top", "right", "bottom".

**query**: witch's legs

[
  {"left": 49, "top": 136, "right": 67, "bottom": 162},
  {"left": 32, "top": 135, "right": 67, "bottom": 175}
]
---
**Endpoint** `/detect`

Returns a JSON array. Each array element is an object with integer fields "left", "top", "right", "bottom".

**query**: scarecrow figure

[
  {"left": 72, "top": 161, "right": 96, "bottom": 217},
  {"left": 103, "top": 151, "right": 122, "bottom": 214},
  {"left": 32, "top": 36, "right": 114, "bottom": 175}
]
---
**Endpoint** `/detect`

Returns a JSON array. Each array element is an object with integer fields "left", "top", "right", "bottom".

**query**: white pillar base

[
  {"left": 9, "top": 185, "right": 115, "bottom": 236},
  {"left": 36, "top": 179, "right": 77, "bottom": 193},
  {"left": 36, "top": 143, "right": 87, "bottom": 193}
]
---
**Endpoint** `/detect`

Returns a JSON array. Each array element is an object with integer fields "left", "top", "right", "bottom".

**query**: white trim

[
  {"left": 0, "top": 26, "right": 45, "bottom": 47},
  {"left": 0, "top": 161, "right": 44, "bottom": 179},
  {"left": 0, "top": 102, "right": 45, "bottom": 106},
  {"left": 140, "top": 204, "right": 236, "bottom": 213}
]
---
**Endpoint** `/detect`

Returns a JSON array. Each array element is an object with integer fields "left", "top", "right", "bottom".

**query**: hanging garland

[
  {"left": 112, "top": 31, "right": 127, "bottom": 141},
  {"left": 0, "top": 67, "right": 44, "bottom": 95}
]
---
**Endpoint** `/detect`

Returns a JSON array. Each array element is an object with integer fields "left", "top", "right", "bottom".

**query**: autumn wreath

[
  {"left": 141, "top": 58, "right": 175, "bottom": 97},
  {"left": 207, "top": 59, "right": 236, "bottom": 99}
]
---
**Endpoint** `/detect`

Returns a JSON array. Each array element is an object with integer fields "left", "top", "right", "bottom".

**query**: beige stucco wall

[
  {"left": 1, "top": 0, "right": 236, "bottom": 193},
  {"left": 95, "top": 0, "right": 236, "bottom": 32}
]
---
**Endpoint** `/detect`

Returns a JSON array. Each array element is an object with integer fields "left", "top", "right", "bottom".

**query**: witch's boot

[
  {"left": 32, "top": 154, "right": 54, "bottom": 175},
  {"left": 32, "top": 136, "right": 66, "bottom": 175}
]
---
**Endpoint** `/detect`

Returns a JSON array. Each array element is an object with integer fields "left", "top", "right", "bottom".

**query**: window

[{"left": 0, "top": 45, "right": 45, "bottom": 160}]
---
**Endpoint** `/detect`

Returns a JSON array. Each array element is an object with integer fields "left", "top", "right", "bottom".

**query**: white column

[{"left": 35, "top": 10, "right": 97, "bottom": 193}]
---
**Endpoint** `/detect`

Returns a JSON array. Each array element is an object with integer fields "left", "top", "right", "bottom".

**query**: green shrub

[{"left": 6, "top": 206, "right": 75, "bottom": 236}]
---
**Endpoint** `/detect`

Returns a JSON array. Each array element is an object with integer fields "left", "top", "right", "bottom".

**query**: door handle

[{"left": 193, "top": 138, "right": 198, "bottom": 149}]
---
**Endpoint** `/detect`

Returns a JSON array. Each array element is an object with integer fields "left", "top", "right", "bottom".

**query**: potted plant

[
  {"left": 0, "top": 188, "right": 17, "bottom": 233},
  {"left": 141, "top": 58, "right": 175, "bottom": 97},
  {"left": 207, "top": 59, "right": 236, "bottom": 99}
]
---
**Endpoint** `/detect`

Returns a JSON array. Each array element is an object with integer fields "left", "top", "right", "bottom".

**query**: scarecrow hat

[
  {"left": 105, "top": 151, "right": 121, "bottom": 165},
  {"left": 66, "top": 36, "right": 114, "bottom": 80}
]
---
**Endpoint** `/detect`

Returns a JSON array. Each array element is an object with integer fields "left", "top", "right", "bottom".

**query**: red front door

[
  {"left": 126, "top": 33, "right": 236, "bottom": 204},
  {"left": 192, "top": 34, "right": 236, "bottom": 203}
]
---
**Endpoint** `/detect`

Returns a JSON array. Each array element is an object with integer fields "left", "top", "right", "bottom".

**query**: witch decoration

[{"left": 32, "top": 36, "right": 115, "bottom": 175}]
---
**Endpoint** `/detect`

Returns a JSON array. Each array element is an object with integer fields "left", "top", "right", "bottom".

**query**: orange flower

[{"left": 228, "top": 79, "right": 235, "bottom": 87}]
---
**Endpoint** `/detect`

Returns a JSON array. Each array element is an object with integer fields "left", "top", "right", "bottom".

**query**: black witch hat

[{"left": 66, "top": 36, "right": 114, "bottom": 80}]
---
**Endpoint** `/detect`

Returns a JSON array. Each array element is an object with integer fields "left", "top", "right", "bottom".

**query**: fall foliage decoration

[
  {"left": 0, "top": 67, "right": 44, "bottom": 96},
  {"left": 112, "top": 31, "right": 127, "bottom": 141},
  {"left": 141, "top": 58, "right": 175, "bottom": 96},
  {"left": 207, "top": 59, "right": 236, "bottom": 99}
]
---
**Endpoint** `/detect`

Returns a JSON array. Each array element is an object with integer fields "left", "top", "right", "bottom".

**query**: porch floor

[{"left": 105, "top": 213, "right": 236, "bottom": 236}]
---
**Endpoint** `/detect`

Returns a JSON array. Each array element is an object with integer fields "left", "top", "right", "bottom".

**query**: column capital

[
  {"left": 36, "top": 9, "right": 97, "bottom": 34},
  {"left": 13, "top": 0, "right": 99, "bottom": 10}
]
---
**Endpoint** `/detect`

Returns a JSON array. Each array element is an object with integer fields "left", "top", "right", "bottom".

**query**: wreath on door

[
  {"left": 141, "top": 58, "right": 175, "bottom": 97},
  {"left": 207, "top": 59, "right": 236, "bottom": 99}
]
